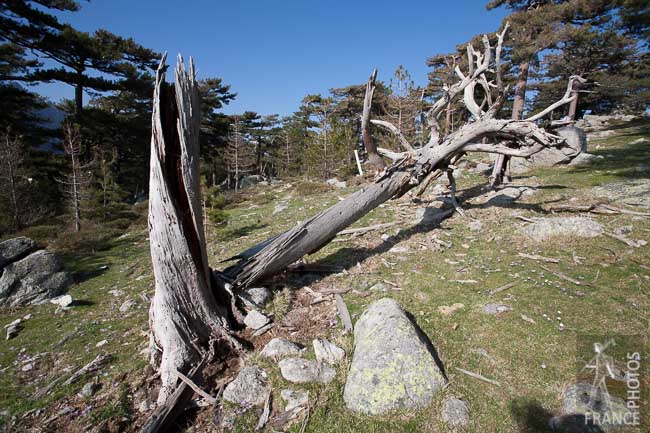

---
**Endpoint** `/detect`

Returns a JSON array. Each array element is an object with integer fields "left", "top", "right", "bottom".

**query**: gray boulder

[
  {"left": 510, "top": 126, "right": 587, "bottom": 171},
  {"left": 278, "top": 358, "right": 336, "bottom": 384},
  {"left": 222, "top": 366, "right": 269, "bottom": 406},
  {"left": 0, "top": 237, "right": 38, "bottom": 270},
  {"left": 522, "top": 217, "right": 603, "bottom": 242},
  {"left": 592, "top": 179, "right": 650, "bottom": 209},
  {"left": 343, "top": 298, "right": 446, "bottom": 415},
  {"left": 0, "top": 250, "right": 72, "bottom": 307}
]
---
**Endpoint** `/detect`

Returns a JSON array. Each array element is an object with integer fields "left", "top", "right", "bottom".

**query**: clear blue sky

[{"left": 36, "top": 0, "right": 508, "bottom": 116}]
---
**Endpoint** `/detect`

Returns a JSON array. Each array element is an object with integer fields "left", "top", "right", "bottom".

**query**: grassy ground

[{"left": 1, "top": 120, "right": 649, "bottom": 432}]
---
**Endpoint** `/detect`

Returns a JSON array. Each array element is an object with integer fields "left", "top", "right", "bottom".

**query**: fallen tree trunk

[{"left": 223, "top": 27, "right": 578, "bottom": 292}]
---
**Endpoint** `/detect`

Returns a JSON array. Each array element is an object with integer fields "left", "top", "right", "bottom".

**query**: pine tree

[
  {"left": 224, "top": 115, "right": 255, "bottom": 191},
  {"left": 58, "top": 122, "right": 92, "bottom": 231},
  {"left": 384, "top": 65, "right": 423, "bottom": 145}
]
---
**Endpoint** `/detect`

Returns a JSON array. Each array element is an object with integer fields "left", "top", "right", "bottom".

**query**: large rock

[
  {"left": 222, "top": 366, "right": 269, "bottom": 406},
  {"left": 522, "top": 217, "right": 603, "bottom": 242},
  {"left": 592, "top": 179, "right": 650, "bottom": 209},
  {"left": 343, "top": 298, "right": 446, "bottom": 415},
  {"left": 0, "top": 237, "right": 38, "bottom": 270},
  {"left": 510, "top": 126, "right": 587, "bottom": 171},
  {"left": 0, "top": 250, "right": 72, "bottom": 307}
]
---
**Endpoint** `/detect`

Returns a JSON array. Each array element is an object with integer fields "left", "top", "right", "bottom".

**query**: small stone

[
  {"left": 244, "top": 310, "right": 270, "bottom": 330},
  {"left": 441, "top": 397, "right": 470, "bottom": 427},
  {"left": 273, "top": 202, "right": 288, "bottom": 215},
  {"left": 96, "top": 339, "right": 108, "bottom": 348},
  {"left": 313, "top": 339, "right": 345, "bottom": 364},
  {"left": 482, "top": 303, "right": 511, "bottom": 315},
  {"left": 614, "top": 225, "right": 633, "bottom": 235},
  {"left": 108, "top": 289, "right": 123, "bottom": 297},
  {"left": 119, "top": 299, "right": 136, "bottom": 313},
  {"left": 469, "top": 220, "right": 483, "bottom": 232},
  {"left": 437, "top": 303, "right": 464, "bottom": 316},
  {"left": 280, "top": 389, "right": 309, "bottom": 411},
  {"left": 78, "top": 381, "right": 99, "bottom": 399},
  {"left": 260, "top": 338, "right": 304, "bottom": 359},
  {"left": 278, "top": 358, "right": 336, "bottom": 384},
  {"left": 380, "top": 233, "right": 390, "bottom": 241},
  {"left": 5, "top": 319, "right": 21, "bottom": 340},
  {"left": 369, "top": 282, "right": 388, "bottom": 292},
  {"left": 240, "top": 287, "right": 271, "bottom": 309},
  {"left": 223, "top": 366, "right": 269, "bottom": 406},
  {"left": 50, "top": 294, "right": 73, "bottom": 308},
  {"left": 138, "top": 399, "right": 154, "bottom": 413},
  {"left": 326, "top": 178, "right": 347, "bottom": 189},
  {"left": 389, "top": 245, "right": 408, "bottom": 254},
  {"left": 21, "top": 362, "right": 34, "bottom": 372},
  {"left": 520, "top": 314, "right": 536, "bottom": 324}
]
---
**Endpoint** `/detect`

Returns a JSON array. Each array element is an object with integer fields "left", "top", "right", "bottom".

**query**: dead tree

[
  {"left": 59, "top": 122, "right": 92, "bottom": 232},
  {"left": 361, "top": 69, "right": 385, "bottom": 169},
  {"left": 0, "top": 128, "right": 25, "bottom": 231},
  {"left": 147, "top": 54, "right": 239, "bottom": 407},
  {"left": 145, "top": 26, "right": 584, "bottom": 425},
  {"left": 221, "top": 24, "right": 582, "bottom": 289}
]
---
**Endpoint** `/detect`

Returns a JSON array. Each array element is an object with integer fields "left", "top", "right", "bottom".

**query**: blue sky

[{"left": 36, "top": 0, "right": 508, "bottom": 116}]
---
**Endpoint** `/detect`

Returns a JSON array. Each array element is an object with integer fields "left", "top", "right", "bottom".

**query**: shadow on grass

[
  {"left": 278, "top": 183, "right": 568, "bottom": 289},
  {"left": 218, "top": 222, "right": 268, "bottom": 242},
  {"left": 566, "top": 139, "right": 650, "bottom": 181},
  {"left": 509, "top": 398, "right": 605, "bottom": 433}
]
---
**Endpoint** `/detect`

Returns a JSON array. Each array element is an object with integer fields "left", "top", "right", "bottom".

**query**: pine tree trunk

[
  {"left": 490, "top": 61, "right": 529, "bottom": 186},
  {"left": 148, "top": 56, "right": 233, "bottom": 404}
]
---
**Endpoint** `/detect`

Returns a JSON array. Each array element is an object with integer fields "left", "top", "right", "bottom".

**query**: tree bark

[
  {"left": 148, "top": 54, "right": 234, "bottom": 404},
  {"left": 490, "top": 61, "right": 529, "bottom": 186},
  {"left": 361, "top": 69, "right": 386, "bottom": 169}
]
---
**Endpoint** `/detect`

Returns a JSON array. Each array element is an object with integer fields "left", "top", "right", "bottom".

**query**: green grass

[{"left": 1, "top": 120, "right": 649, "bottom": 432}]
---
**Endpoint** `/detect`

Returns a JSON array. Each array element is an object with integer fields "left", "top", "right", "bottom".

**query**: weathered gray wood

[
  {"left": 361, "top": 69, "right": 385, "bottom": 169},
  {"left": 335, "top": 294, "right": 353, "bottom": 333},
  {"left": 148, "top": 54, "right": 233, "bottom": 405}
]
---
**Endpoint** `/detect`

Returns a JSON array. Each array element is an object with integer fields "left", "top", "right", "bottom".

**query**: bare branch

[
  {"left": 525, "top": 76, "right": 586, "bottom": 122},
  {"left": 377, "top": 147, "right": 408, "bottom": 161},
  {"left": 370, "top": 119, "right": 414, "bottom": 152},
  {"left": 463, "top": 140, "right": 545, "bottom": 157}
]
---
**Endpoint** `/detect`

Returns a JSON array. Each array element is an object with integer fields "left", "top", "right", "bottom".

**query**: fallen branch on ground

[
  {"left": 518, "top": 253, "right": 560, "bottom": 263},
  {"left": 454, "top": 367, "right": 500, "bottom": 386}
]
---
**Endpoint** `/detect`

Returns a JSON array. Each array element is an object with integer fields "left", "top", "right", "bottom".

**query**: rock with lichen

[{"left": 343, "top": 298, "right": 446, "bottom": 415}]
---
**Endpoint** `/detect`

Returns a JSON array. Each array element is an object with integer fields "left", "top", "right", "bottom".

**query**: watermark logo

[{"left": 574, "top": 334, "right": 646, "bottom": 430}]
